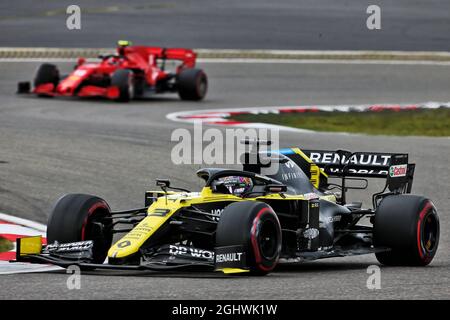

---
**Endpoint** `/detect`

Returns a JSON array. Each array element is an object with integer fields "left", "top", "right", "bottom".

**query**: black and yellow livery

[{"left": 16, "top": 143, "right": 440, "bottom": 275}]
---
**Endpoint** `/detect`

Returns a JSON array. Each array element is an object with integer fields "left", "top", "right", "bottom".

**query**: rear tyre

[
  {"left": 111, "top": 69, "right": 134, "bottom": 102},
  {"left": 177, "top": 68, "right": 207, "bottom": 101},
  {"left": 34, "top": 63, "right": 59, "bottom": 96},
  {"left": 47, "top": 194, "right": 113, "bottom": 264},
  {"left": 216, "top": 201, "right": 282, "bottom": 275},
  {"left": 373, "top": 195, "right": 439, "bottom": 266}
]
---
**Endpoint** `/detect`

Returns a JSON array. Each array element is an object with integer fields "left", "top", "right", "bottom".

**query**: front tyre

[
  {"left": 47, "top": 194, "right": 113, "bottom": 264},
  {"left": 216, "top": 201, "right": 282, "bottom": 275},
  {"left": 111, "top": 69, "right": 134, "bottom": 102},
  {"left": 34, "top": 63, "right": 60, "bottom": 96},
  {"left": 177, "top": 68, "right": 207, "bottom": 101},
  {"left": 373, "top": 195, "right": 439, "bottom": 266}
]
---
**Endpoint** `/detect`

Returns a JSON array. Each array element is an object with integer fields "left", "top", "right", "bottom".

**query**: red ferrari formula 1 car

[{"left": 17, "top": 41, "right": 207, "bottom": 102}]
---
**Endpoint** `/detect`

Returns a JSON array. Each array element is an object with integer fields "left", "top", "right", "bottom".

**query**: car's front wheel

[
  {"left": 216, "top": 201, "right": 282, "bottom": 275},
  {"left": 34, "top": 63, "right": 60, "bottom": 96},
  {"left": 47, "top": 194, "right": 113, "bottom": 264},
  {"left": 111, "top": 69, "right": 134, "bottom": 102}
]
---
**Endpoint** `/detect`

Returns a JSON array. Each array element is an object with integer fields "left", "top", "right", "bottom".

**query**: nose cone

[{"left": 107, "top": 213, "right": 170, "bottom": 259}]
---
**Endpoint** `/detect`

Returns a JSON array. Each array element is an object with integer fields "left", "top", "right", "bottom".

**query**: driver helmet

[{"left": 214, "top": 176, "right": 253, "bottom": 196}]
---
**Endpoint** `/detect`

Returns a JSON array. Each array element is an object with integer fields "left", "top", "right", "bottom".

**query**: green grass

[
  {"left": 230, "top": 108, "right": 450, "bottom": 136},
  {"left": 0, "top": 237, "right": 13, "bottom": 253}
]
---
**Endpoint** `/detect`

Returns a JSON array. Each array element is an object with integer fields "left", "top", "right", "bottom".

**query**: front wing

[
  {"left": 14, "top": 236, "right": 390, "bottom": 273},
  {"left": 17, "top": 81, "right": 121, "bottom": 100}
]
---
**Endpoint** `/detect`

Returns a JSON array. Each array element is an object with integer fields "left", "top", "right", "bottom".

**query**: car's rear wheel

[
  {"left": 111, "top": 69, "right": 134, "bottom": 102},
  {"left": 34, "top": 63, "right": 59, "bottom": 96},
  {"left": 216, "top": 201, "right": 282, "bottom": 275},
  {"left": 373, "top": 195, "right": 439, "bottom": 266},
  {"left": 47, "top": 194, "right": 113, "bottom": 264},
  {"left": 177, "top": 68, "right": 207, "bottom": 101}
]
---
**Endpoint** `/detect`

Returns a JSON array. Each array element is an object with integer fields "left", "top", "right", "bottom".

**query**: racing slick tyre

[
  {"left": 216, "top": 201, "right": 282, "bottom": 275},
  {"left": 47, "top": 194, "right": 113, "bottom": 264},
  {"left": 373, "top": 195, "right": 439, "bottom": 266},
  {"left": 177, "top": 68, "right": 207, "bottom": 101},
  {"left": 111, "top": 69, "right": 134, "bottom": 102},
  {"left": 34, "top": 63, "right": 59, "bottom": 96}
]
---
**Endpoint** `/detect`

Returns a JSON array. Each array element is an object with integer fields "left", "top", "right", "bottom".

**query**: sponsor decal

[
  {"left": 120, "top": 222, "right": 154, "bottom": 242},
  {"left": 389, "top": 164, "right": 407, "bottom": 177},
  {"left": 325, "top": 215, "right": 342, "bottom": 223},
  {"left": 215, "top": 245, "right": 247, "bottom": 268},
  {"left": 73, "top": 69, "right": 87, "bottom": 77},
  {"left": 327, "top": 167, "right": 388, "bottom": 176},
  {"left": 117, "top": 240, "right": 131, "bottom": 248},
  {"left": 303, "top": 193, "right": 319, "bottom": 200},
  {"left": 303, "top": 228, "right": 319, "bottom": 240},
  {"left": 149, "top": 209, "right": 170, "bottom": 216},
  {"left": 67, "top": 75, "right": 80, "bottom": 81},
  {"left": 310, "top": 202, "right": 320, "bottom": 208},
  {"left": 169, "top": 244, "right": 214, "bottom": 260},
  {"left": 285, "top": 161, "right": 295, "bottom": 169},
  {"left": 309, "top": 152, "right": 391, "bottom": 167},
  {"left": 320, "top": 215, "right": 342, "bottom": 227},
  {"left": 215, "top": 252, "right": 244, "bottom": 263},
  {"left": 45, "top": 240, "right": 93, "bottom": 253},
  {"left": 210, "top": 209, "right": 223, "bottom": 221},
  {"left": 280, "top": 171, "right": 303, "bottom": 181}
]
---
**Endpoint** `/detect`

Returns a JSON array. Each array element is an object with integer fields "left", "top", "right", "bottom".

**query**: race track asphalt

[
  {"left": 0, "top": 60, "right": 449, "bottom": 299},
  {"left": 1, "top": 0, "right": 449, "bottom": 51}
]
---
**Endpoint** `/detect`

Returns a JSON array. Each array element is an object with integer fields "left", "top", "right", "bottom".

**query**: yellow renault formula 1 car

[{"left": 16, "top": 142, "right": 440, "bottom": 275}]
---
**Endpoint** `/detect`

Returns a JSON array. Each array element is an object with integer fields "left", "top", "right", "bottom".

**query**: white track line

[
  {"left": 0, "top": 224, "right": 45, "bottom": 237},
  {"left": 199, "top": 58, "right": 450, "bottom": 66},
  {"left": 0, "top": 213, "right": 46, "bottom": 232},
  {"left": 1, "top": 47, "right": 450, "bottom": 56},
  {"left": 1, "top": 57, "right": 450, "bottom": 66},
  {"left": 0, "top": 262, "right": 62, "bottom": 275}
]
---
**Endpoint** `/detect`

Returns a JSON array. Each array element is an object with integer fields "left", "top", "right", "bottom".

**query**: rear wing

[
  {"left": 280, "top": 148, "right": 416, "bottom": 206},
  {"left": 303, "top": 149, "right": 413, "bottom": 176}
]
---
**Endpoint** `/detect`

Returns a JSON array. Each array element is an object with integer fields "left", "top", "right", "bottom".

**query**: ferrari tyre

[
  {"left": 47, "top": 194, "right": 113, "bottom": 264},
  {"left": 216, "top": 201, "right": 282, "bottom": 275},
  {"left": 373, "top": 195, "right": 439, "bottom": 266},
  {"left": 111, "top": 69, "right": 134, "bottom": 102},
  {"left": 34, "top": 63, "right": 59, "bottom": 95},
  {"left": 177, "top": 68, "right": 207, "bottom": 101}
]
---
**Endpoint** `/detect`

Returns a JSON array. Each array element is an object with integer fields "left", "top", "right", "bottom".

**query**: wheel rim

[
  {"left": 258, "top": 219, "right": 278, "bottom": 260},
  {"left": 197, "top": 75, "right": 207, "bottom": 97},
  {"left": 81, "top": 204, "right": 112, "bottom": 262},
  {"left": 421, "top": 211, "right": 438, "bottom": 254},
  {"left": 128, "top": 75, "right": 134, "bottom": 99}
]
